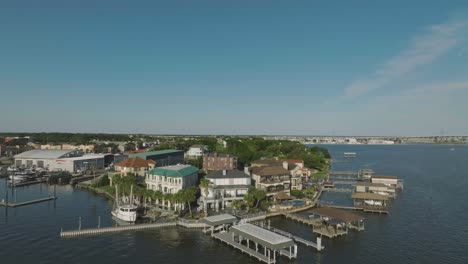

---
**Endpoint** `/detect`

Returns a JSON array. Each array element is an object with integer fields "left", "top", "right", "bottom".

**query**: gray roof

[
  {"left": 230, "top": 223, "right": 295, "bottom": 250},
  {"left": 14, "top": 149, "right": 80, "bottom": 159},
  {"left": 206, "top": 169, "right": 250, "bottom": 179},
  {"left": 200, "top": 214, "right": 238, "bottom": 226},
  {"left": 354, "top": 182, "right": 388, "bottom": 187}
]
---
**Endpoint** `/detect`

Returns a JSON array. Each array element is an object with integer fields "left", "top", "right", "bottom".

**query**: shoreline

[{"left": 76, "top": 183, "right": 115, "bottom": 201}]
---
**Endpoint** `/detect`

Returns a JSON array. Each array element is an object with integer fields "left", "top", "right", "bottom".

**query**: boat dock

[
  {"left": 9, "top": 178, "right": 48, "bottom": 187},
  {"left": 213, "top": 232, "right": 274, "bottom": 264},
  {"left": 253, "top": 222, "right": 324, "bottom": 251},
  {"left": 60, "top": 219, "right": 208, "bottom": 238},
  {"left": 0, "top": 196, "right": 57, "bottom": 207},
  {"left": 322, "top": 188, "right": 353, "bottom": 193},
  {"left": 61, "top": 222, "right": 177, "bottom": 238},
  {"left": 211, "top": 222, "right": 298, "bottom": 264}
]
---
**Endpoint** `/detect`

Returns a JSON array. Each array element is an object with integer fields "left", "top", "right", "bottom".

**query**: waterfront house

[
  {"left": 185, "top": 145, "right": 208, "bottom": 159},
  {"left": 145, "top": 164, "right": 199, "bottom": 194},
  {"left": 200, "top": 169, "right": 251, "bottom": 212},
  {"left": 203, "top": 153, "right": 238, "bottom": 171},
  {"left": 115, "top": 157, "right": 155, "bottom": 177},
  {"left": 248, "top": 165, "right": 291, "bottom": 197}
]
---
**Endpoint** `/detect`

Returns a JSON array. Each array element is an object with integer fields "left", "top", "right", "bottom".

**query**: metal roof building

[
  {"left": 14, "top": 149, "right": 105, "bottom": 173},
  {"left": 14, "top": 149, "right": 82, "bottom": 159},
  {"left": 129, "top": 149, "right": 184, "bottom": 166}
]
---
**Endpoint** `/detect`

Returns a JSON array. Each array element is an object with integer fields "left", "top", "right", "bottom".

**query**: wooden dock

[
  {"left": 284, "top": 213, "right": 322, "bottom": 227},
  {"left": 329, "top": 171, "right": 358, "bottom": 176},
  {"left": 322, "top": 188, "right": 353, "bottom": 193},
  {"left": 0, "top": 196, "right": 57, "bottom": 207},
  {"left": 326, "top": 205, "right": 388, "bottom": 214},
  {"left": 254, "top": 222, "right": 324, "bottom": 251}
]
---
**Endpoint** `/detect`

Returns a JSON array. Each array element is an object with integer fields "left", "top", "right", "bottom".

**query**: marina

[{"left": 0, "top": 145, "right": 466, "bottom": 264}]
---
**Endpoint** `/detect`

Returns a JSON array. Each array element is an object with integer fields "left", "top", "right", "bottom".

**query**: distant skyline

[{"left": 1, "top": 1, "right": 468, "bottom": 136}]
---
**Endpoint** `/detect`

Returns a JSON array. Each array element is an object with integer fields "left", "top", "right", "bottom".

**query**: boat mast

[
  {"left": 115, "top": 184, "right": 119, "bottom": 207},
  {"left": 130, "top": 185, "right": 134, "bottom": 204}
]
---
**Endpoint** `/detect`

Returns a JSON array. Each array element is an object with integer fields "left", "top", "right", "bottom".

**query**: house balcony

[{"left": 259, "top": 176, "right": 290, "bottom": 185}]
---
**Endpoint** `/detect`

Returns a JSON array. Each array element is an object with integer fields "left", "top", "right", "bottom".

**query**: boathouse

[
  {"left": 351, "top": 192, "right": 389, "bottom": 213},
  {"left": 204, "top": 214, "right": 298, "bottom": 264},
  {"left": 354, "top": 182, "right": 396, "bottom": 197},
  {"left": 308, "top": 207, "right": 365, "bottom": 238},
  {"left": 200, "top": 214, "right": 238, "bottom": 234},
  {"left": 371, "top": 175, "right": 404, "bottom": 190}
]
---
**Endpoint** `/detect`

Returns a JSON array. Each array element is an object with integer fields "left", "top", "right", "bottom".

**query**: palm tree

[
  {"left": 163, "top": 193, "right": 174, "bottom": 211},
  {"left": 199, "top": 178, "right": 211, "bottom": 213},
  {"left": 180, "top": 187, "right": 197, "bottom": 218}
]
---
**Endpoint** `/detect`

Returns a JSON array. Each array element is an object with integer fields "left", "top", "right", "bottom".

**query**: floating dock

[
  {"left": 9, "top": 178, "right": 48, "bottom": 187},
  {"left": 0, "top": 196, "right": 57, "bottom": 207}
]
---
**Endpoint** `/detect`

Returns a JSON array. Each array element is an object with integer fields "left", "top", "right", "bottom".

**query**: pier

[
  {"left": 61, "top": 222, "right": 177, "bottom": 238},
  {"left": 329, "top": 171, "right": 358, "bottom": 176},
  {"left": 322, "top": 188, "right": 353, "bottom": 193},
  {"left": 212, "top": 223, "right": 298, "bottom": 264},
  {"left": 253, "top": 222, "right": 324, "bottom": 251},
  {"left": 9, "top": 178, "right": 48, "bottom": 187},
  {"left": 60, "top": 218, "right": 208, "bottom": 238},
  {"left": 0, "top": 196, "right": 57, "bottom": 207}
]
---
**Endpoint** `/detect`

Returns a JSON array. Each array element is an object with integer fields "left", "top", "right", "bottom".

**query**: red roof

[
  {"left": 115, "top": 157, "right": 155, "bottom": 168},
  {"left": 126, "top": 149, "right": 148, "bottom": 154}
]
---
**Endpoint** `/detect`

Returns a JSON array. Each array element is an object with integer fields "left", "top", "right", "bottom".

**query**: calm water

[{"left": 1, "top": 145, "right": 468, "bottom": 264}]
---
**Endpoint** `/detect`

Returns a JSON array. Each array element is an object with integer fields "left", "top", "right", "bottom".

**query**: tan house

[
  {"left": 248, "top": 165, "right": 291, "bottom": 197},
  {"left": 115, "top": 157, "right": 155, "bottom": 176}
]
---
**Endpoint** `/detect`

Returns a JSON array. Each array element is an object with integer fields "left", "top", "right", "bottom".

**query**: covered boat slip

[
  {"left": 212, "top": 223, "right": 297, "bottom": 264},
  {"left": 352, "top": 192, "right": 389, "bottom": 213},
  {"left": 308, "top": 207, "right": 365, "bottom": 238},
  {"left": 200, "top": 214, "right": 238, "bottom": 234},
  {"left": 354, "top": 182, "right": 396, "bottom": 198}
]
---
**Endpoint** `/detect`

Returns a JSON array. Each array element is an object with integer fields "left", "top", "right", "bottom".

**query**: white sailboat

[{"left": 111, "top": 185, "right": 138, "bottom": 223}]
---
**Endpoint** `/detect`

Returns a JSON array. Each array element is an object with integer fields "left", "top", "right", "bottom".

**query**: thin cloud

[{"left": 344, "top": 18, "right": 467, "bottom": 98}]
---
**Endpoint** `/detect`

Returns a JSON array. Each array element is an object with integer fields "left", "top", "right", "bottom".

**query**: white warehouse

[{"left": 14, "top": 149, "right": 106, "bottom": 172}]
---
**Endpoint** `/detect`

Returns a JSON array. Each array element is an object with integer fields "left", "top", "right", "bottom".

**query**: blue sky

[{"left": 1, "top": 0, "right": 468, "bottom": 136}]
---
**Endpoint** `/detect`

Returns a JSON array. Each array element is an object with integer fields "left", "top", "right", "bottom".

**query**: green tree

[
  {"left": 290, "top": 189, "right": 305, "bottom": 199},
  {"left": 179, "top": 187, "right": 198, "bottom": 218}
]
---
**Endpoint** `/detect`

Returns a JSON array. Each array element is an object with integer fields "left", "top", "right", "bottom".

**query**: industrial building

[
  {"left": 129, "top": 149, "right": 184, "bottom": 166},
  {"left": 14, "top": 149, "right": 106, "bottom": 172}
]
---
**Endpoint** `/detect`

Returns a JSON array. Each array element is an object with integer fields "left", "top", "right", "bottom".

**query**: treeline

[
  {"left": 0, "top": 133, "right": 132, "bottom": 145},
  {"left": 219, "top": 138, "right": 330, "bottom": 170}
]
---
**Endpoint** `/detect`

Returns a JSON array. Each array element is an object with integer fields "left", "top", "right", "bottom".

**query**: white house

[
  {"left": 200, "top": 169, "right": 251, "bottom": 212},
  {"left": 145, "top": 164, "right": 199, "bottom": 194},
  {"left": 185, "top": 145, "right": 208, "bottom": 159}
]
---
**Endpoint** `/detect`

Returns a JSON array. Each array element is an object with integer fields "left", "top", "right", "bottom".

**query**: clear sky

[{"left": 1, "top": 0, "right": 468, "bottom": 136}]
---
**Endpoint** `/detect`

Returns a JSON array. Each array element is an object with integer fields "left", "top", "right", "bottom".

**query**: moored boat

[{"left": 111, "top": 185, "right": 139, "bottom": 223}]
